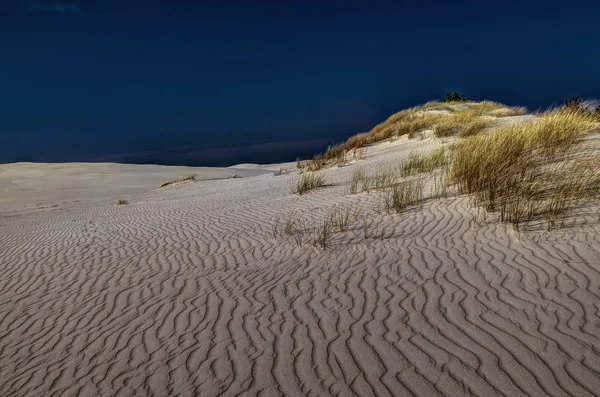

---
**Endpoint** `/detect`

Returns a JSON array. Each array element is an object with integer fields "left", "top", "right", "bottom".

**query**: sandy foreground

[{"left": 1, "top": 134, "right": 600, "bottom": 396}]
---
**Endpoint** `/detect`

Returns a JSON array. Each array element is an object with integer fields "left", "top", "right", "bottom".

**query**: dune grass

[
  {"left": 117, "top": 199, "right": 129, "bottom": 205},
  {"left": 298, "top": 99, "right": 598, "bottom": 232},
  {"left": 296, "top": 143, "right": 346, "bottom": 172},
  {"left": 434, "top": 121, "right": 461, "bottom": 137},
  {"left": 303, "top": 100, "right": 527, "bottom": 171},
  {"left": 450, "top": 110, "right": 599, "bottom": 228},
  {"left": 396, "top": 114, "right": 446, "bottom": 139},
  {"left": 349, "top": 166, "right": 365, "bottom": 194},
  {"left": 385, "top": 178, "right": 426, "bottom": 214},
  {"left": 400, "top": 147, "right": 450, "bottom": 176},
  {"left": 346, "top": 133, "right": 371, "bottom": 151},
  {"left": 294, "top": 172, "right": 327, "bottom": 195},
  {"left": 457, "top": 119, "right": 494, "bottom": 137},
  {"left": 433, "top": 103, "right": 504, "bottom": 137},
  {"left": 345, "top": 106, "right": 449, "bottom": 149},
  {"left": 329, "top": 203, "right": 361, "bottom": 232}
]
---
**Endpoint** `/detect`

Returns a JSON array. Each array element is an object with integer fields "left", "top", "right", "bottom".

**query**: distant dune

[
  {"left": 1, "top": 101, "right": 600, "bottom": 396},
  {"left": 0, "top": 162, "right": 270, "bottom": 214}
]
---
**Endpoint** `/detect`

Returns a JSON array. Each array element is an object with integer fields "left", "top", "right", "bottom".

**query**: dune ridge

[{"left": 2, "top": 111, "right": 600, "bottom": 396}]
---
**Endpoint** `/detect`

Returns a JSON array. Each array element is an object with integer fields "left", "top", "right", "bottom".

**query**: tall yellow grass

[{"left": 450, "top": 110, "right": 599, "bottom": 228}]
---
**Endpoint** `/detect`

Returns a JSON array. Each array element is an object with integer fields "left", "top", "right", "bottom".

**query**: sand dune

[
  {"left": 1, "top": 132, "right": 600, "bottom": 396},
  {"left": 0, "top": 162, "right": 269, "bottom": 215}
]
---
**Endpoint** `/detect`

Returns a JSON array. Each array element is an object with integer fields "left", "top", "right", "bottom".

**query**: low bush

[{"left": 444, "top": 91, "right": 467, "bottom": 103}]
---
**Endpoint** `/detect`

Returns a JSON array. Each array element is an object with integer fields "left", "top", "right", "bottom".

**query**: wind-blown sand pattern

[{"left": 1, "top": 134, "right": 600, "bottom": 396}]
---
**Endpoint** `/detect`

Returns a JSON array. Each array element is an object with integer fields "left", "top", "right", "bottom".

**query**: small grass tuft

[
  {"left": 329, "top": 203, "right": 361, "bottom": 232},
  {"left": 294, "top": 172, "right": 327, "bottom": 195},
  {"left": 311, "top": 217, "right": 335, "bottom": 249},
  {"left": 349, "top": 165, "right": 365, "bottom": 194},
  {"left": 117, "top": 199, "right": 129, "bottom": 205},
  {"left": 386, "top": 178, "right": 426, "bottom": 214}
]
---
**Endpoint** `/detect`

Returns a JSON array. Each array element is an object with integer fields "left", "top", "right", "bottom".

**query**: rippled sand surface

[{"left": 2, "top": 136, "right": 600, "bottom": 396}]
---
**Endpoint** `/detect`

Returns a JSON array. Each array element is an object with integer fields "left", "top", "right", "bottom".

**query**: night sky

[{"left": 2, "top": 0, "right": 599, "bottom": 166}]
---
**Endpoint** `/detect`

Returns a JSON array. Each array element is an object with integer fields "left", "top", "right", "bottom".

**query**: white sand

[
  {"left": 1, "top": 133, "right": 600, "bottom": 396},
  {"left": 0, "top": 162, "right": 269, "bottom": 214}
]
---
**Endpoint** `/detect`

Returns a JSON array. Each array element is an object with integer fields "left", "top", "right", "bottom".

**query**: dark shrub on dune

[{"left": 444, "top": 91, "right": 467, "bottom": 103}]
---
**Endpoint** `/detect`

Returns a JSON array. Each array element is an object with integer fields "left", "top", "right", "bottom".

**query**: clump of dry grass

[
  {"left": 310, "top": 215, "right": 338, "bottom": 249},
  {"left": 296, "top": 154, "right": 327, "bottom": 172},
  {"left": 396, "top": 114, "right": 446, "bottom": 138},
  {"left": 386, "top": 178, "right": 426, "bottom": 214},
  {"left": 373, "top": 167, "right": 396, "bottom": 190},
  {"left": 349, "top": 166, "right": 365, "bottom": 194},
  {"left": 434, "top": 121, "right": 461, "bottom": 137},
  {"left": 457, "top": 119, "right": 494, "bottom": 137},
  {"left": 294, "top": 172, "right": 327, "bottom": 195},
  {"left": 348, "top": 165, "right": 396, "bottom": 194},
  {"left": 430, "top": 168, "right": 450, "bottom": 199},
  {"left": 295, "top": 144, "right": 346, "bottom": 172},
  {"left": 329, "top": 203, "right": 361, "bottom": 232},
  {"left": 324, "top": 144, "right": 346, "bottom": 164},
  {"left": 450, "top": 110, "right": 599, "bottom": 229},
  {"left": 274, "top": 204, "right": 364, "bottom": 249},
  {"left": 434, "top": 104, "right": 503, "bottom": 137},
  {"left": 273, "top": 212, "right": 308, "bottom": 245},
  {"left": 117, "top": 199, "right": 129, "bottom": 205},
  {"left": 497, "top": 161, "right": 600, "bottom": 230},
  {"left": 296, "top": 158, "right": 308, "bottom": 171},
  {"left": 160, "top": 175, "right": 195, "bottom": 188},
  {"left": 346, "top": 133, "right": 371, "bottom": 151},
  {"left": 307, "top": 154, "right": 327, "bottom": 171},
  {"left": 400, "top": 147, "right": 449, "bottom": 176}
]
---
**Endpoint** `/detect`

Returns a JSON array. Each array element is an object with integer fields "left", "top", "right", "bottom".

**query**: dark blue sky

[{"left": 1, "top": 0, "right": 599, "bottom": 166}]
